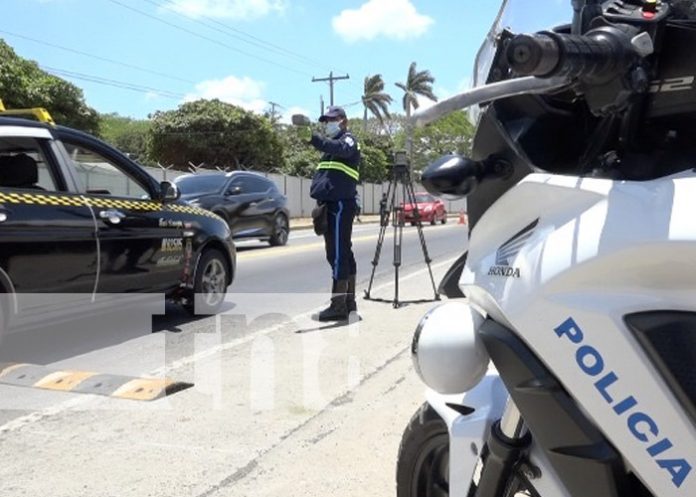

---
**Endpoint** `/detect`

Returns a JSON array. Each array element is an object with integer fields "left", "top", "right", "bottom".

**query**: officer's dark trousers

[{"left": 324, "top": 199, "right": 356, "bottom": 280}]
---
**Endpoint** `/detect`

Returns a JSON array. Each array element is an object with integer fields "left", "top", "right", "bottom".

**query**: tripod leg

[
  {"left": 406, "top": 180, "right": 440, "bottom": 300},
  {"left": 365, "top": 180, "right": 394, "bottom": 299},
  {"left": 393, "top": 183, "right": 406, "bottom": 308}
]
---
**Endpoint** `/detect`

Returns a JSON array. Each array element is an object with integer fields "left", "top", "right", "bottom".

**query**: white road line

[
  {"left": 239, "top": 224, "right": 463, "bottom": 260},
  {"left": 0, "top": 256, "right": 458, "bottom": 433},
  {"left": 289, "top": 225, "right": 381, "bottom": 240},
  {"left": 149, "top": 256, "right": 457, "bottom": 377}
]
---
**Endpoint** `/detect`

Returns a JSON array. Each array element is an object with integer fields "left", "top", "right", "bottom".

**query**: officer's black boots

[
  {"left": 347, "top": 274, "right": 357, "bottom": 314},
  {"left": 318, "top": 279, "right": 350, "bottom": 321}
]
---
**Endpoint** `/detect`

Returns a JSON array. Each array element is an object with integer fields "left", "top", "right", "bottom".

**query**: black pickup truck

[{"left": 0, "top": 115, "right": 236, "bottom": 328}]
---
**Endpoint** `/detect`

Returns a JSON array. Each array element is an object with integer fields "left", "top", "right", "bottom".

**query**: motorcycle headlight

[{"left": 411, "top": 302, "right": 489, "bottom": 394}]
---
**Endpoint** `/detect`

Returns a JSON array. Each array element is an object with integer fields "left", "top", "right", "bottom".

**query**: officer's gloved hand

[{"left": 298, "top": 125, "right": 312, "bottom": 142}]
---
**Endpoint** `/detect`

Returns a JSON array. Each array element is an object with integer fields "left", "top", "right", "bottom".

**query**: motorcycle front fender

[{"left": 426, "top": 373, "right": 508, "bottom": 497}]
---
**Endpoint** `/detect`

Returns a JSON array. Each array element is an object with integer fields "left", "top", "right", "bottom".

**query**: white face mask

[{"left": 325, "top": 121, "right": 341, "bottom": 137}]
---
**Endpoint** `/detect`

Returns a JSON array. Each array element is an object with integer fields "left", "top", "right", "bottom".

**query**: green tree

[
  {"left": 148, "top": 99, "right": 284, "bottom": 171},
  {"left": 361, "top": 74, "right": 392, "bottom": 132},
  {"left": 351, "top": 121, "right": 393, "bottom": 183},
  {"left": 399, "top": 111, "right": 475, "bottom": 170},
  {"left": 394, "top": 62, "right": 438, "bottom": 118},
  {"left": 100, "top": 113, "right": 151, "bottom": 163},
  {"left": 359, "top": 143, "right": 389, "bottom": 183},
  {"left": 276, "top": 124, "right": 319, "bottom": 177},
  {"left": 0, "top": 40, "right": 100, "bottom": 134}
]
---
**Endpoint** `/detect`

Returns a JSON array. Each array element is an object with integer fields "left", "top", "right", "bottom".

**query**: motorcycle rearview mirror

[
  {"left": 421, "top": 154, "right": 512, "bottom": 200},
  {"left": 291, "top": 114, "right": 311, "bottom": 126}
]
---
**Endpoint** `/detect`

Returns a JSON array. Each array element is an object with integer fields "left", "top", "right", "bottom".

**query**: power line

[
  {"left": 41, "top": 65, "right": 186, "bottom": 99},
  {"left": 106, "top": 0, "right": 311, "bottom": 78},
  {"left": 151, "top": 0, "right": 342, "bottom": 73},
  {"left": 338, "top": 100, "right": 362, "bottom": 108},
  {"left": 0, "top": 29, "right": 196, "bottom": 85}
]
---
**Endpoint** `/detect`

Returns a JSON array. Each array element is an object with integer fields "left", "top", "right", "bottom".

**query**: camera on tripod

[
  {"left": 389, "top": 150, "right": 413, "bottom": 183},
  {"left": 365, "top": 149, "right": 440, "bottom": 307}
]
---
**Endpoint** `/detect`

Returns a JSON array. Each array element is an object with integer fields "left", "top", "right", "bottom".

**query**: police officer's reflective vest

[
  {"left": 316, "top": 160, "right": 360, "bottom": 181},
  {"left": 309, "top": 131, "right": 361, "bottom": 201}
]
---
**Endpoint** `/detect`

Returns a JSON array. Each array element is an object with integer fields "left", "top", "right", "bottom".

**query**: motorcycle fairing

[{"left": 462, "top": 170, "right": 696, "bottom": 496}]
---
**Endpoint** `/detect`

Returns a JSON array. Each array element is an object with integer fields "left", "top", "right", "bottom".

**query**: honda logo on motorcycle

[
  {"left": 487, "top": 219, "right": 539, "bottom": 278},
  {"left": 555, "top": 317, "right": 692, "bottom": 489}
]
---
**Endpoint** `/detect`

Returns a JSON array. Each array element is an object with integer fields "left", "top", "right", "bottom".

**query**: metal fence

[{"left": 144, "top": 164, "right": 468, "bottom": 219}]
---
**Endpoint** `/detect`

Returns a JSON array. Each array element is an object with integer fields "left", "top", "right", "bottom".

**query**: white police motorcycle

[{"left": 396, "top": 1, "right": 696, "bottom": 496}]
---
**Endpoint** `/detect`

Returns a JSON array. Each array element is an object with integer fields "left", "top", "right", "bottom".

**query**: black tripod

[{"left": 364, "top": 164, "right": 440, "bottom": 308}]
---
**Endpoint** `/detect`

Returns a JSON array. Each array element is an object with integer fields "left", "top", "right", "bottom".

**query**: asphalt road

[
  {"left": 234, "top": 220, "right": 468, "bottom": 294},
  {"left": 0, "top": 221, "right": 469, "bottom": 497}
]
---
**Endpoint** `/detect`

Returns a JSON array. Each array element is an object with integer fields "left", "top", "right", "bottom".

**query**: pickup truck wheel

[{"left": 184, "top": 249, "right": 228, "bottom": 315}]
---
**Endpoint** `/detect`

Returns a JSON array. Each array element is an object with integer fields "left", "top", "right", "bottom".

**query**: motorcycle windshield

[{"left": 473, "top": 0, "right": 572, "bottom": 88}]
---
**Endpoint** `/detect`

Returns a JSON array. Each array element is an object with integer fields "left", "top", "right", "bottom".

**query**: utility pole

[
  {"left": 268, "top": 101, "right": 284, "bottom": 124},
  {"left": 312, "top": 71, "right": 349, "bottom": 107}
]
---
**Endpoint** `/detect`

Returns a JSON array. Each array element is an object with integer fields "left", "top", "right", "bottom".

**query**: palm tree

[
  {"left": 394, "top": 62, "right": 438, "bottom": 118},
  {"left": 361, "top": 74, "right": 393, "bottom": 132}
]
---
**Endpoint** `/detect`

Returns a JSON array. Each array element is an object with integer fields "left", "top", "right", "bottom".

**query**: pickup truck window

[
  {"left": 0, "top": 136, "right": 60, "bottom": 191},
  {"left": 63, "top": 141, "right": 150, "bottom": 199}
]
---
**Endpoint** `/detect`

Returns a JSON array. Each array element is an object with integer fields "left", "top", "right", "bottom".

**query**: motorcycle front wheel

[{"left": 396, "top": 402, "right": 450, "bottom": 497}]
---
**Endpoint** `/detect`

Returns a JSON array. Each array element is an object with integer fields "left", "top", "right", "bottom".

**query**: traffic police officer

[{"left": 300, "top": 106, "right": 360, "bottom": 321}]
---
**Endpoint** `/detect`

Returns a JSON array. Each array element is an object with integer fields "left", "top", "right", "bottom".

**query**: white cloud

[
  {"left": 332, "top": 0, "right": 434, "bottom": 43},
  {"left": 184, "top": 75, "right": 268, "bottom": 113},
  {"left": 166, "top": 0, "right": 287, "bottom": 20}
]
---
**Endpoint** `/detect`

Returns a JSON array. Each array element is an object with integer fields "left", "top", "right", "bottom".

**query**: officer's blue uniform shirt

[{"left": 309, "top": 130, "right": 361, "bottom": 202}]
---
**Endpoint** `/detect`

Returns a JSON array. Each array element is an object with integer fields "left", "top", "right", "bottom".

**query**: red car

[{"left": 402, "top": 193, "right": 447, "bottom": 225}]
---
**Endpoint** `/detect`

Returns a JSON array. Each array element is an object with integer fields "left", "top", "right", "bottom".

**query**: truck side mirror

[{"left": 160, "top": 181, "right": 180, "bottom": 203}]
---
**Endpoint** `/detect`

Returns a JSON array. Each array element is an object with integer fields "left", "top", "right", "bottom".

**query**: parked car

[
  {"left": 174, "top": 172, "right": 290, "bottom": 246},
  {"left": 0, "top": 115, "right": 236, "bottom": 326},
  {"left": 402, "top": 192, "right": 447, "bottom": 225}
]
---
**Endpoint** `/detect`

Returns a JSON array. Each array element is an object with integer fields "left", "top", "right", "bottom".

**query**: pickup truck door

[
  {"left": 0, "top": 129, "right": 97, "bottom": 312},
  {"left": 60, "top": 137, "right": 184, "bottom": 294}
]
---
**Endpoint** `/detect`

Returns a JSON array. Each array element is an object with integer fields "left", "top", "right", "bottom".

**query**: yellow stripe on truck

[{"left": 0, "top": 190, "right": 219, "bottom": 218}]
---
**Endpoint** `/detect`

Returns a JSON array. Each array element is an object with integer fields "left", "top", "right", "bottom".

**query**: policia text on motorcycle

[{"left": 298, "top": 106, "right": 360, "bottom": 321}]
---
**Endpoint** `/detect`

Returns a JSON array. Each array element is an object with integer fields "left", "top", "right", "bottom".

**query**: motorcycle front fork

[{"left": 474, "top": 398, "right": 533, "bottom": 497}]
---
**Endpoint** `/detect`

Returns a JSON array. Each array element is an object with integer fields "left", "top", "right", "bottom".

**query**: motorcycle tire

[{"left": 396, "top": 402, "right": 450, "bottom": 497}]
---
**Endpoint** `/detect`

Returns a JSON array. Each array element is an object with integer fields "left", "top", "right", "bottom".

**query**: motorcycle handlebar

[{"left": 507, "top": 28, "right": 636, "bottom": 81}]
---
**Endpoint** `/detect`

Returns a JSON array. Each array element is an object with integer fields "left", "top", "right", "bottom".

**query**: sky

[{"left": 4, "top": 0, "right": 505, "bottom": 123}]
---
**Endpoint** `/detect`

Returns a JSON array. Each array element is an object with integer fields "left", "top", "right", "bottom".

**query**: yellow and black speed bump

[{"left": 0, "top": 363, "right": 192, "bottom": 401}]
